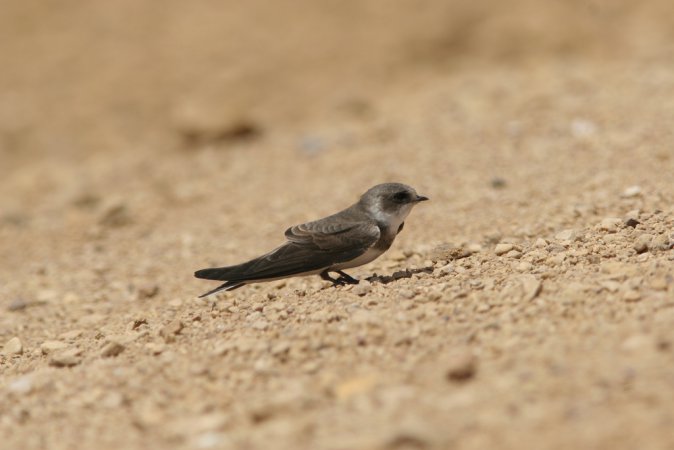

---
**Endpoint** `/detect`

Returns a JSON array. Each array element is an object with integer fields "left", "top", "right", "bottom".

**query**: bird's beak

[{"left": 415, "top": 195, "right": 429, "bottom": 202}]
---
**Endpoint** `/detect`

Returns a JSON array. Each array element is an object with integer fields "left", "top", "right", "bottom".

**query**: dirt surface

[{"left": 2, "top": 1, "right": 674, "bottom": 449}]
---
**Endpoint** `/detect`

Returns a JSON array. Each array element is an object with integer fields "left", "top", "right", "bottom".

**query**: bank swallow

[{"left": 195, "top": 183, "right": 428, "bottom": 297}]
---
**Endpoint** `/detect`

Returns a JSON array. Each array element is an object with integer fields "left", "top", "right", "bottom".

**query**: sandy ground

[{"left": 2, "top": 1, "right": 674, "bottom": 449}]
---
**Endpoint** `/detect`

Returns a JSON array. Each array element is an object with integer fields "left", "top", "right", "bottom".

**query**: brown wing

[{"left": 195, "top": 221, "right": 380, "bottom": 282}]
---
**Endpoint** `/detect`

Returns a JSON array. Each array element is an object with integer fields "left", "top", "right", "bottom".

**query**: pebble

[
  {"left": 466, "top": 243, "right": 483, "bottom": 254},
  {"left": 622, "top": 290, "right": 641, "bottom": 302},
  {"left": 519, "top": 275, "right": 543, "bottom": 301},
  {"left": 621, "top": 185, "right": 642, "bottom": 198},
  {"left": 570, "top": 118, "right": 597, "bottom": 138},
  {"left": 516, "top": 261, "right": 533, "bottom": 272},
  {"left": 495, "top": 243, "right": 514, "bottom": 256},
  {"left": 389, "top": 250, "right": 407, "bottom": 261},
  {"left": 555, "top": 229, "right": 577, "bottom": 242},
  {"left": 633, "top": 234, "right": 652, "bottom": 254},
  {"left": 352, "top": 280, "right": 373, "bottom": 296},
  {"left": 99, "top": 202, "right": 132, "bottom": 227},
  {"left": 651, "top": 234, "right": 671, "bottom": 251},
  {"left": 271, "top": 341, "right": 291, "bottom": 356},
  {"left": 100, "top": 340, "right": 126, "bottom": 357},
  {"left": 445, "top": 349, "right": 477, "bottom": 382},
  {"left": 251, "top": 320, "right": 269, "bottom": 331},
  {"left": 333, "top": 375, "right": 379, "bottom": 400},
  {"left": 621, "top": 334, "right": 651, "bottom": 352},
  {"left": 59, "top": 329, "right": 85, "bottom": 340},
  {"left": 506, "top": 250, "right": 522, "bottom": 259},
  {"left": 41, "top": 340, "right": 69, "bottom": 355},
  {"left": 599, "top": 218, "right": 622, "bottom": 233},
  {"left": 7, "top": 376, "right": 33, "bottom": 395},
  {"left": 7, "top": 298, "right": 27, "bottom": 311},
  {"left": 160, "top": 320, "right": 184, "bottom": 342},
  {"left": 146, "top": 342, "right": 166, "bottom": 355},
  {"left": 3, "top": 337, "right": 23, "bottom": 355},
  {"left": 534, "top": 238, "right": 548, "bottom": 248},
  {"left": 437, "top": 263, "right": 454, "bottom": 275},
  {"left": 79, "top": 314, "right": 106, "bottom": 327},
  {"left": 136, "top": 283, "right": 159, "bottom": 299},
  {"left": 50, "top": 348, "right": 82, "bottom": 367},
  {"left": 399, "top": 289, "right": 416, "bottom": 300}
]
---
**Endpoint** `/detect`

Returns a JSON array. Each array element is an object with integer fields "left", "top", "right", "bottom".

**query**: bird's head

[{"left": 359, "top": 183, "right": 429, "bottom": 224}]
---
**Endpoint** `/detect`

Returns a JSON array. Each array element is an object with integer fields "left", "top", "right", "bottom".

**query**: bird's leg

[
  {"left": 320, "top": 270, "right": 345, "bottom": 286},
  {"left": 335, "top": 270, "right": 359, "bottom": 285}
]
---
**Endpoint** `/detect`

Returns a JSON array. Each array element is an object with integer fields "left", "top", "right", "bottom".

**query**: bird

[{"left": 194, "top": 182, "right": 428, "bottom": 297}]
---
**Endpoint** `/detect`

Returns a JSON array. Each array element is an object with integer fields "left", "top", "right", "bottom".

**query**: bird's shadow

[{"left": 365, "top": 266, "right": 435, "bottom": 285}]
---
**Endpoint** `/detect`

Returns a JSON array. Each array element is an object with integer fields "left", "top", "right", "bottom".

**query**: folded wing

[{"left": 195, "top": 220, "right": 380, "bottom": 282}]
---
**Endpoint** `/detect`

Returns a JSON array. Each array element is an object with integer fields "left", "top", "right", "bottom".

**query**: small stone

[
  {"left": 352, "top": 280, "right": 372, "bottom": 296},
  {"left": 621, "top": 185, "right": 642, "bottom": 198},
  {"left": 79, "top": 314, "right": 106, "bottom": 327},
  {"left": 516, "top": 261, "right": 533, "bottom": 272},
  {"left": 520, "top": 275, "right": 542, "bottom": 301},
  {"left": 137, "top": 283, "right": 159, "bottom": 299},
  {"left": 7, "top": 376, "right": 33, "bottom": 395},
  {"left": 99, "top": 202, "right": 132, "bottom": 227},
  {"left": 445, "top": 349, "right": 477, "bottom": 382},
  {"left": 100, "top": 340, "right": 126, "bottom": 357},
  {"left": 41, "top": 340, "right": 68, "bottom": 355},
  {"left": 193, "top": 432, "right": 227, "bottom": 449},
  {"left": 633, "top": 234, "right": 652, "bottom": 254},
  {"left": 270, "top": 341, "right": 291, "bottom": 356},
  {"left": 429, "top": 243, "right": 471, "bottom": 261},
  {"left": 621, "top": 334, "right": 650, "bottom": 352},
  {"left": 534, "top": 238, "right": 548, "bottom": 248},
  {"left": 624, "top": 218, "right": 640, "bottom": 228},
  {"left": 490, "top": 177, "right": 507, "bottom": 189},
  {"left": 59, "top": 329, "right": 84, "bottom": 340},
  {"left": 3, "top": 337, "right": 23, "bottom": 355},
  {"left": 50, "top": 348, "right": 82, "bottom": 367},
  {"left": 146, "top": 342, "right": 166, "bottom": 355},
  {"left": 466, "top": 243, "right": 483, "bottom": 254},
  {"left": 476, "top": 303, "right": 491, "bottom": 313},
  {"left": 438, "top": 263, "right": 454, "bottom": 275},
  {"left": 130, "top": 318, "right": 148, "bottom": 330},
  {"left": 623, "top": 290, "right": 641, "bottom": 302},
  {"left": 506, "top": 250, "right": 522, "bottom": 259},
  {"left": 160, "top": 320, "right": 184, "bottom": 343},
  {"left": 251, "top": 320, "right": 269, "bottom": 331},
  {"left": 333, "top": 375, "right": 379, "bottom": 400},
  {"left": 555, "top": 229, "right": 577, "bottom": 242},
  {"left": 651, "top": 277, "right": 669, "bottom": 291},
  {"left": 600, "top": 218, "right": 622, "bottom": 233},
  {"left": 389, "top": 250, "right": 406, "bottom": 261},
  {"left": 495, "top": 243, "right": 514, "bottom": 256},
  {"left": 651, "top": 234, "right": 671, "bottom": 251},
  {"left": 7, "top": 298, "right": 27, "bottom": 311},
  {"left": 399, "top": 289, "right": 416, "bottom": 300},
  {"left": 570, "top": 118, "right": 597, "bottom": 138}
]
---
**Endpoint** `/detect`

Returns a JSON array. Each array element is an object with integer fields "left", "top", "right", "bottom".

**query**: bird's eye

[{"left": 392, "top": 191, "right": 409, "bottom": 202}]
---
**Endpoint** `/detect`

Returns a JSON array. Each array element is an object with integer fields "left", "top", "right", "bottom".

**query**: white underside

[{"left": 329, "top": 246, "right": 386, "bottom": 270}]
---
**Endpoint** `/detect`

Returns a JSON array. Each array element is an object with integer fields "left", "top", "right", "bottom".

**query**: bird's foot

[
  {"left": 335, "top": 270, "right": 360, "bottom": 285},
  {"left": 320, "top": 270, "right": 359, "bottom": 287}
]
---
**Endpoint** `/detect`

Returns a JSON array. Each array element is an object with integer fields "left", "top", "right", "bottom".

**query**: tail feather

[
  {"left": 195, "top": 267, "right": 237, "bottom": 281},
  {"left": 198, "top": 280, "right": 246, "bottom": 298}
]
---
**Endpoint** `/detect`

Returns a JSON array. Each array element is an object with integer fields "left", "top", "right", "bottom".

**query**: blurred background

[{"left": 1, "top": 0, "right": 673, "bottom": 166}]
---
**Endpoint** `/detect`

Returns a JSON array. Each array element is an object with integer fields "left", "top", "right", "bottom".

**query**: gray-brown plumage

[{"left": 194, "top": 183, "right": 428, "bottom": 297}]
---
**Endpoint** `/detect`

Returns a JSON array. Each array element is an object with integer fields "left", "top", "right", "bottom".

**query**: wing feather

[{"left": 195, "top": 221, "right": 380, "bottom": 282}]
